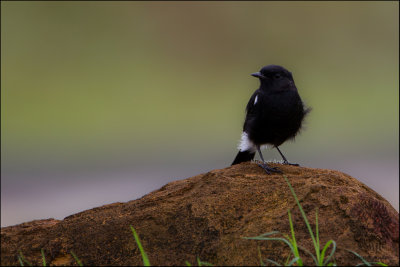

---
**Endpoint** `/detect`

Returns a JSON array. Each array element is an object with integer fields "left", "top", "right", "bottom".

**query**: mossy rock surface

[{"left": 1, "top": 162, "right": 398, "bottom": 266}]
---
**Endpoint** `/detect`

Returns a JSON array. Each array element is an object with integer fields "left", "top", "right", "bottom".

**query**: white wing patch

[
  {"left": 238, "top": 132, "right": 256, "bottom": 152},
  {"left": 254, "top": 95, "right": 258, "bottom": 105}
]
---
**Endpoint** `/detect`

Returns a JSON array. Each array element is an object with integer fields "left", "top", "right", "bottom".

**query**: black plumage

[{"left": 232, "top": 65, "right": 310, "bottom": 174}]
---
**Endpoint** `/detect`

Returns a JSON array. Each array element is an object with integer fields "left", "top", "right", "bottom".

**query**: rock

[{"left": 1, "top": 162, "right": 398, "bottom": 266}]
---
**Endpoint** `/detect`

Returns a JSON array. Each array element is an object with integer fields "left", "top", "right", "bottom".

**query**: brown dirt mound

[{"left": 1, "top": 162, "right": 398, "bottom": 266}]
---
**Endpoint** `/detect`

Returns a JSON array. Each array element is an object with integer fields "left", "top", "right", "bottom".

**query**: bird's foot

[
  {"left": 282, "top": 160, "right": 299, "bottom": 166},
  {"left": 257, "top": 163, "right": 282, "bottom": 175}
]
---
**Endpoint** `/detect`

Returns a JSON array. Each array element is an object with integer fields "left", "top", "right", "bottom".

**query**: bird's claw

[{"left": 258, "top": 163, "right": 282, "bottom": 174}]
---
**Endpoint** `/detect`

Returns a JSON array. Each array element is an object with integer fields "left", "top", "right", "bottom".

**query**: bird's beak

[{"left": 251, "top": 72, "right": 265, "bottom": 79}]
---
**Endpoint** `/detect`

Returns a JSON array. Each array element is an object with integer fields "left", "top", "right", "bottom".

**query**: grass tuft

[{"left": 243, "top": 174, "right": 387, "bottom": 266}]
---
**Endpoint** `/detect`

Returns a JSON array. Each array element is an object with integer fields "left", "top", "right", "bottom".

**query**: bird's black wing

[{"left": 243, "top": 90, "right": 261, "bottom": 132}]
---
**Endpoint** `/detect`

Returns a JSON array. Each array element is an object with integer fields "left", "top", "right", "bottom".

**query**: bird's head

[{"left": 251, "top": 65, "right": 296, "bottom": 91}]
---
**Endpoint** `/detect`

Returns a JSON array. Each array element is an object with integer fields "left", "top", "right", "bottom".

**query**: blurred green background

[{"left": 1, "top": 1, "right": 398, "bottom": 227}]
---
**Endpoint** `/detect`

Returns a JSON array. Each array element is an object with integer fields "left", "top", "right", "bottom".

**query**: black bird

[{"left": 231, "top": 65, "right": 310, "bottom": 174}]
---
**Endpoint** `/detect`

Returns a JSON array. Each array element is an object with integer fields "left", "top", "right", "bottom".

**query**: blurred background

[{"left": 1, "top": 1, "right": 398, "bottom": 227}]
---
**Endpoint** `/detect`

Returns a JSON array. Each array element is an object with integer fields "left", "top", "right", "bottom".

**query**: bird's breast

[{"left": 246, "top": 92, "right": 305, "bottom": 146}]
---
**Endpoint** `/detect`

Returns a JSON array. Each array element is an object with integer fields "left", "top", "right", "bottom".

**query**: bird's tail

[{"left": 231, "top": 150, "right": 256, "bottom": 165}]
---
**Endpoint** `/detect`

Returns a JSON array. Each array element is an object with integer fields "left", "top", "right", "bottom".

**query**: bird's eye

[{"left": 274, "top": 74, "right": 281, "bottom": 79}]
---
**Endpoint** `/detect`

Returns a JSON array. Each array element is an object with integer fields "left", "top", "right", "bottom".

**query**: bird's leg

[
  {"left": 276, "top": 146, "right": 299, "bottom": 166},
  {"left": 256, "top": 145, "right": 282, "bottom": 174}
]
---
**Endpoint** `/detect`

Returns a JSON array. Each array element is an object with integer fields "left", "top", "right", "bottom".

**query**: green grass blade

[
  {"left": 284, "top": 253, "right": 291, "bottom": 265},
  {"left": 70, "top": 251, "right": 83, "bottom": 267},
  {"left": 287, "top": 257, "right": 300, "bottom": 266},
  {"left": 18, "top": 251, "right": 32, "bottom": 266},
  {"left": 297, "top": 245, "right": 318, "bottom": 265},
  {"left": 316, "top": 208, "right": 320, "bottom": 264},
  {"left": 282, "top": 233, "right": 292, "bottom": 242},
  {"left": 258, "top": 231, "right": 281, "bottom": 237},
  {"left": 264, "top": 258, "right": 281, "bottom": 266},
  {"left": 18, "top": 256, "right": 24, "bottom": 266},
  {"left": 185, "top": 261, "right": 192, "bottom": 266},
  {"left": 372, "top": 263, "right": 388, "bottom": 266},
  {"left": 257, "top": 246, "right": 266, "bottom": 266},
  {"left": 346, "top": 250, "right": 371, "bottom": 266},
  {"left": 245, "top": 235, "right": 300, "bottom": 264},
  {"left": 283, "top": 175, "right": 320, "bottom": 263},
  {"left": 288, "top": 209, "right": 303, "bottom": 266},
  {"left": 199, "top": 259, "right": 213, "bottom": 266},
  {"left": 244, "top": 237, "right": 295, "bottom": 255},
  {"left": 41, "top": 249, "right": 46, "bottom": 267},
  {"left": 196, "top": 257, "right": 213, "bottom": 266},
  {"left": 355, "top": 263, "right": 387, "bottom": 267},
  {"left": 321, "top": 240, "right": 336, "bottom": 265},
  {"left": 130, "top": 225, "right": 151, "bottom": 266}
]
